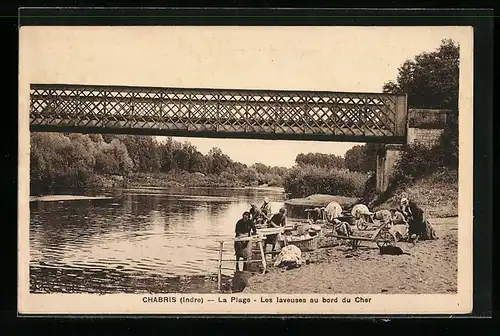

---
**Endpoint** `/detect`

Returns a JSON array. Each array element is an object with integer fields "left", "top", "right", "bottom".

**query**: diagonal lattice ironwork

[{"left": 29, "top": 84, "right": 408, "bottom": 143}]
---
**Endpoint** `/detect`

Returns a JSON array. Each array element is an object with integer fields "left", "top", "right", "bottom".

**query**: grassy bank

[
  {"left": 125, "top": 171, "right": 260, "bottom": 189},
  {"left": 30, "top": 171, "right": 257, "bottom": 196},
  {"left": 372, "top": 168, "right": 458, "bottom": 218}
]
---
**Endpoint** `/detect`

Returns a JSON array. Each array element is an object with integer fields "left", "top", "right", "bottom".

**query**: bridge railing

[{"left": 29, "top": 84, "right": 407, "bottom": 143}]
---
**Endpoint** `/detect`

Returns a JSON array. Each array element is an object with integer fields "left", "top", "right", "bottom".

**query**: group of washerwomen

[
  {"left": 319, "top": 196, "right": 438, "bottom": 243},
  {"left": 233, "top": 197, "right": 287, "bottom": 271}
]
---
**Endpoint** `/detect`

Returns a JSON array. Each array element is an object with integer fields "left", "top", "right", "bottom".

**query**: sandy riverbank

[{"left": 244, "top": 217, "right": 458, "bottom": 294}]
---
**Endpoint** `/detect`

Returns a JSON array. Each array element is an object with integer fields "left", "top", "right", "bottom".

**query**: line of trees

[
  {"left": 29, "top": 133, "right": 293, "bottom": 194},
  {"left": 30, "top": 129, "right": 372, "bottom": 198},
  {"left": 295, "top": 153, "right": 345, "bottom": 169}
]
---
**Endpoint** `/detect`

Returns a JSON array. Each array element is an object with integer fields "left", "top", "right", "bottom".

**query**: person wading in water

[{"left": 234, "top": 211, "right": 257, "bottom": 271}]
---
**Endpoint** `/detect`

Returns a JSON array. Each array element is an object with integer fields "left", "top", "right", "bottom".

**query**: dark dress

[
  {"left": 265, "top": 213, "right": 286, "bottom": 246},
  {"left": 249, "top": 207, "right": 265, "bottom": 225},
  {"left": 234, "top": 219, "right": 257, "bottom": 258},
  {"left": 402, "top": 201, "right": 434, "bottom": 238}
]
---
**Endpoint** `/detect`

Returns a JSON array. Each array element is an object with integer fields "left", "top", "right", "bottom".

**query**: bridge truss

[{"left": 30, "top": 84, "right": 407, "bottom": 143}]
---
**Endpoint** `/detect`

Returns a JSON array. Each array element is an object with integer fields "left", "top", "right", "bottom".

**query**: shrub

[
  {"left": 391, "top": 143, "right": 439, "bottom": 186},
  {"left": 283, "top": 165, "right": 368, "bottom": 198}
]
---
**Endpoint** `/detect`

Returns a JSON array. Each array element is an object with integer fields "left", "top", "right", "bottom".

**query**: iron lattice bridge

[{"left": 30, "top": 84, "right": 408, "bottom": 143}]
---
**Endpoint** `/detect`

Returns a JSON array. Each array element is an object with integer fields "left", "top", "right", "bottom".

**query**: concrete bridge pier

[
  {"left": 375, "top": 144, "right": 404, "bottom": 193},
  {"left": 375, "top": 108, "right": 452, "bottom": 193}
]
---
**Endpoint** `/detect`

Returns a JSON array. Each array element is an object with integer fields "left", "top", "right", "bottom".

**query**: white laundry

[
  {"left": 351, "top": 204, "right": 370, "bottom": 219},
  {"left": 273, "top": 245, "right": 303, "bottom": 268},
  {"left": 324, "top": 201, "right": 343, "bottom": 222}
]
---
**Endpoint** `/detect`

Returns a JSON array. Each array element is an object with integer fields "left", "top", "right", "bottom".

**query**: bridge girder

[{"left": 29, "top": 84, "right": 408, "bottom": 144}]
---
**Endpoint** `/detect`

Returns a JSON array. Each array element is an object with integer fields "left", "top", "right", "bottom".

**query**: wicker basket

[{"left": 287, "top": 235, "right": 319, "bottom": 252}]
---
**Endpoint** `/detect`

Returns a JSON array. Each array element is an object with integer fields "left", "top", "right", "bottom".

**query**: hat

[
  {"left": 264, "top": 197, "right": 269, "bottom": 203},
  {"left": 400, "top": 198, "right": 409, "bottom": 206},
  {"left": 279, "top": 207, "right": 286, "bottom": 213}
]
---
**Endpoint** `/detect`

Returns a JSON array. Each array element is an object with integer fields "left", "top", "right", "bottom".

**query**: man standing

[{"left": 234, "top": 211, "right": 257, "bottom": 271}]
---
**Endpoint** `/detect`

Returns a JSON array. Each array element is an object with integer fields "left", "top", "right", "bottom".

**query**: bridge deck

[{"left": 29, "top": 84, "right": 408, "bottom": 143}]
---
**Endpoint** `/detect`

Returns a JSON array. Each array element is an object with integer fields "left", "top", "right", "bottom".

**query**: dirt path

[{"left": 244, "top": 217, "right": 457, "bottom": 294}]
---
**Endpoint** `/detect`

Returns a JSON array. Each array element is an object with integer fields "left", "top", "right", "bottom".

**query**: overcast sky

[{"left": 21, "top": 26, "right": 470, "bottom": 167}]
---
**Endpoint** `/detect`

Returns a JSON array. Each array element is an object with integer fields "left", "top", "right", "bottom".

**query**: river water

[{"left": 29, "top": 186, "right": 287, "bottom": 294}]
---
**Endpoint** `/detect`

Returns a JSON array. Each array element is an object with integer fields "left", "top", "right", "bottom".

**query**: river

[{"left": 29, "top": 186, "right": 287, "bottom": 294}]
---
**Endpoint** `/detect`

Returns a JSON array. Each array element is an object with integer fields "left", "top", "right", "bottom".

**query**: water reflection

[{"left": 30, "top": 187, "right": 285, "bottom": 293}]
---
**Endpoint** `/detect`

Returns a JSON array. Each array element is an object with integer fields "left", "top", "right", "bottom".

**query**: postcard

[{"left": 18, "top": 25, "right": 474, "bottom": 315}]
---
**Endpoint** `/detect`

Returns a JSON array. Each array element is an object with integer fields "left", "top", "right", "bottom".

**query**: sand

[{"left": 244, "top": 217, "right": 458, "bottom": 294}]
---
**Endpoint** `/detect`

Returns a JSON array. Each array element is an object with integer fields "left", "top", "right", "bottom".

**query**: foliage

[
  {"left": 31, "top": 133, "right": 102, "bottom": 193},
  {"left": 206, "top": 147, "right": 233, "bottom": 175},
  {"left": 295, "top": 153, "right": 345, "bottom": 169},
  {"left": 383, "top": 39, "right": 459, "bottom": 112},
  {"left": 369, "top": 143, "right": 458, "bottom": 209},
  {"left": 283, "top": 165, "right": 368, "bottom": 198},
  {"left": 30, "top": 133, "right": 289, "bottom": 194},
  {"left": 391, "top": 143, "right": 443, "bottom": 186},
  {"left": 119, "top": 135, "right": 161, "bottom": 173},
  {"left": 344, "top": 143, "right": 383, "bottom": 173},
  {"left": 383, "top": 38, "right": 460, "bottom": 167},
  {"left": 376, "top": 168, "right": 458, "bottom": 218}
]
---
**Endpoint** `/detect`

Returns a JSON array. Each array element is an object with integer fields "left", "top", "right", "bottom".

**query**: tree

[
  {"left": 383, "top": 39, "right": 459, "bottom": 112},
  {"left": 383, "top": 39, "right": 459, "bottom": 166},
  {"left": 295, "top": 152, "right": 345, "bottom": 169},
  {"left": 344, "top": 143, "right": 381, "bottom": 173},
  {"left": 206, "top": 147, "right": 232, "bottom": 175},
  {"left": 94, "top": 139, "right": 134, "bottom": 175},
  {"left": 30, "top": 133, "right": 98, "bottom": 192},
  {"left": 120, "top": 136, "right": 160, "bottom": 173}
]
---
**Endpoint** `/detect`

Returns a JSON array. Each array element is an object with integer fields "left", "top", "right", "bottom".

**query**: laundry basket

[{"left": 286, "top": 235, "right": 319, "bottom": 252}]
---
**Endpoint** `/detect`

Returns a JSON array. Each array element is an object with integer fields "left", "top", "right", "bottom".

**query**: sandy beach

[{"left": 244, "top": 217, "right": 458, "bottom": 294}]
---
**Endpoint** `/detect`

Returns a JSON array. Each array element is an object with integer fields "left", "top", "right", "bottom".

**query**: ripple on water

[{"left": 30, "top": 190, "right": 285, "bottom": 293}]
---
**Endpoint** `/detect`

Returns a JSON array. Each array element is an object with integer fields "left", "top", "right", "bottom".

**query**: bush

[
  {"left": 283, "top": 165, "right": 368, "bottom": 198},
  {"left": 391, "top": 143, "right": 440, "bottom": 186},
  {"left": 375, "top": 168, "right": 458, "bottom": 217},
  {"left": 367, "top": 138, "right": 459, "bottom": 209}
]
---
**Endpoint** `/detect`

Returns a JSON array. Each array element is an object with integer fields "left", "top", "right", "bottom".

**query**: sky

[{"left": 20, "top": 26, "right": 471, "bottom": 168}]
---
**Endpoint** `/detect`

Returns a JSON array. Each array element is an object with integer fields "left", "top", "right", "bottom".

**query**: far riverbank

[{"left": 30, "top": 171, "right": 285, "bottom": 197}]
